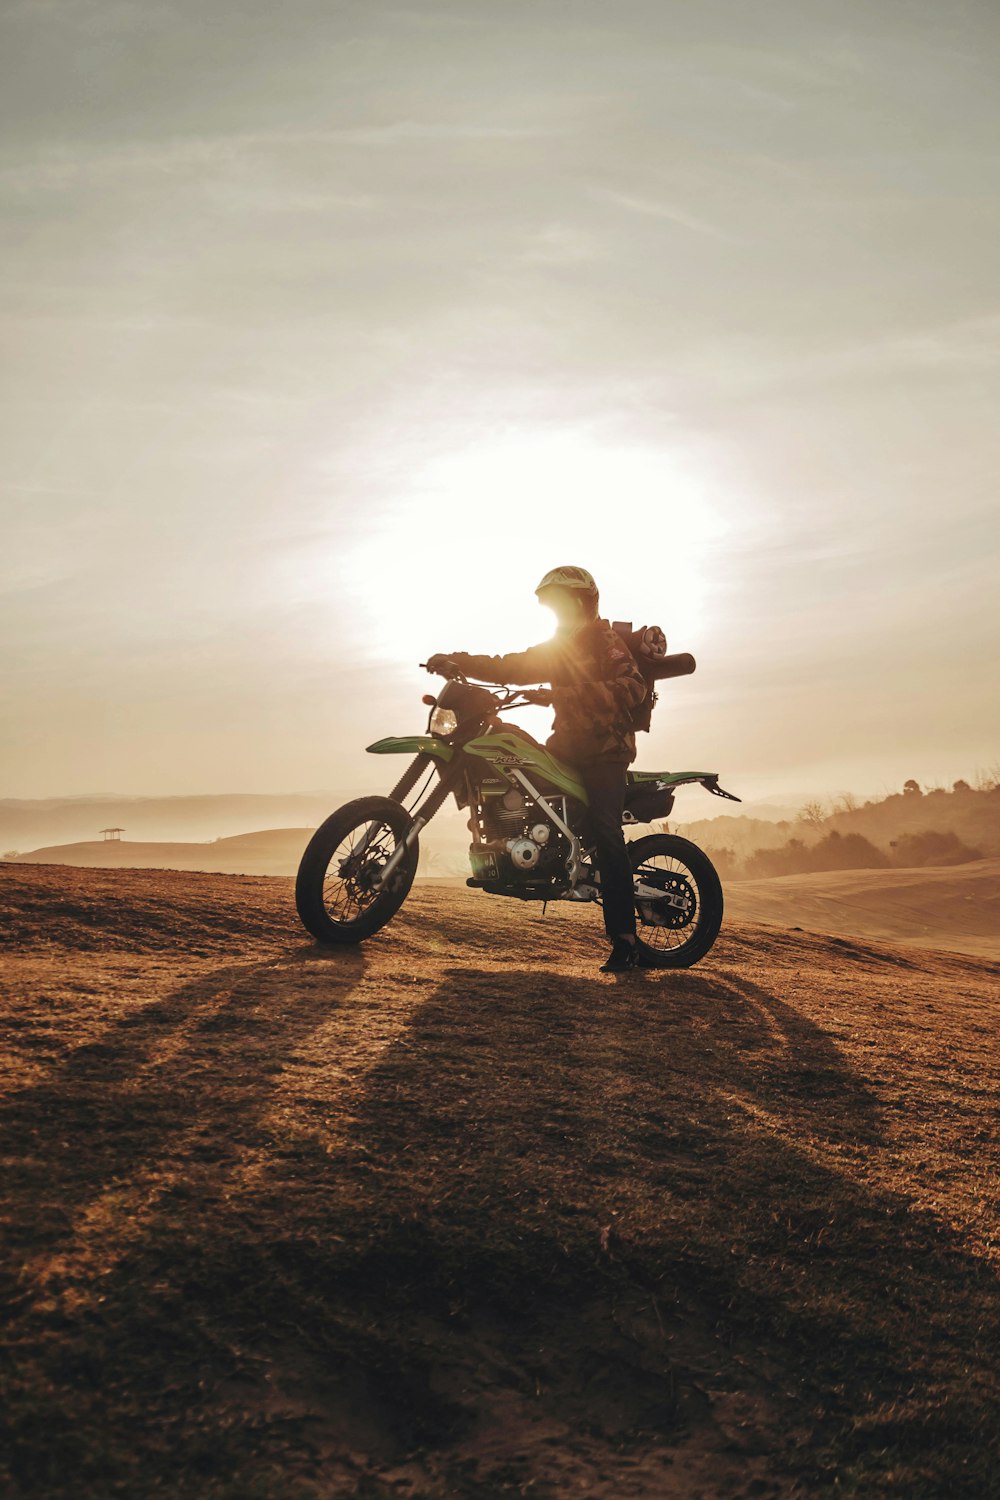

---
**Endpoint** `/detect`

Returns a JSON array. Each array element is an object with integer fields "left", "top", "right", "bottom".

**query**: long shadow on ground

[
  {"left": 1, "top": 946, "right": 366, "bottom": 1259},
  {"left": 316, "top": 964, "right": 995, "bottom": 1494},
  {"left": 2, "top": 953, "right": 997, "bottom": 1499}
]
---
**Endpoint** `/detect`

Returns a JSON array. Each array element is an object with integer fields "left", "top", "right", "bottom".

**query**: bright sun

[{"left": 345, "top": 430, "right": 730, "bottom": 667}]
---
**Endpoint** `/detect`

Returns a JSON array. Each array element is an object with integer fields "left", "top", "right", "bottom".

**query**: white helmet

[{"left": 535, "top": 565, "right": 598, "bottom": 599}]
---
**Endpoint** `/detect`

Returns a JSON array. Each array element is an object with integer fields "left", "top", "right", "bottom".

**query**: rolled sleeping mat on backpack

[
  {"left": 613, "top": 623, "right": 667, "bottom": 660},
  {"left": 610, "top": 623, "right": 695, "bottom": 682},
  {"left": 645, "top": 651, "right": 696, "bottom": 681}
]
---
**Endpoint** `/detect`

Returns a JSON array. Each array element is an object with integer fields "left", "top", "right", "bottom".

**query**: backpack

[
  {"left": 611, "top": 621, "right": 666, "bottom": 733},
  {"left": 610, "top": 622, "right": 697, "bottom": 733}
]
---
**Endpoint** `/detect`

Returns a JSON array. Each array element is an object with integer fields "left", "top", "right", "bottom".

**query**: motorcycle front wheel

[
  {"left": 628, "top": 833, "right": 723, "bottom": 968},
  {"left": 295, "top": 796, "right": 419, "bottom": 944}
]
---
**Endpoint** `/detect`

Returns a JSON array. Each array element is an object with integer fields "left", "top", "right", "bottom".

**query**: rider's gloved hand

[
  {"left": 522, "top": 688, "right": 553, "bottom": 706},
  {"left": 425, "top": 653, "right": 458, "bottom": 677}
]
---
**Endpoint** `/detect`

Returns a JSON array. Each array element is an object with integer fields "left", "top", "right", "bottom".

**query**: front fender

[{"left": 366, "top": 735, "right": 454, "bottom": 764}]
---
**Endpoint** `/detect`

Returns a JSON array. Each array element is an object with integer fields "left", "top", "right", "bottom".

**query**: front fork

[
  {"left": 388, "top": 753, "right": 434, "bottom": 805},
  {"left": 341, "top": 754, "right": 432, "bottom": 880},
  {"left": 369, "top": 753, "right": 464, "bottom": 892}
]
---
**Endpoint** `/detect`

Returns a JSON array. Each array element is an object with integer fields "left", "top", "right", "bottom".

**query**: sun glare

[{"left": 345, "top": 431, "right": 729, "bottom": 666}]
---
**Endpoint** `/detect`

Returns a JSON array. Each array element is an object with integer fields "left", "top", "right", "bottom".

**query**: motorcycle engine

[
  {"left": 470, "top": 789, "right": 567, "bottom": 884},
  {"left": 508, "top": 837, "right": 540, "bottom": 870}
]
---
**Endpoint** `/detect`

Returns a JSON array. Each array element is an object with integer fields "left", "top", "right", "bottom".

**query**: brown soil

[{"left": 1, "top": 863, "right": 998, "bottom": 1499}]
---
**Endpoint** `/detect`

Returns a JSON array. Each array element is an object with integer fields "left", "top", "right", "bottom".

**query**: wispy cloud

[
  {"left": 728, "top": 312, "right": 1000, "bottom": 397},
  {"left": 517, "top": 222, "right": 599, "bottom": 266},
  {"left": 593, "top": 186, "right": 737, "bottom": 242},
  {"left": 0, "top": 122, "right": 557, "bottom": 192},
  {"left": 333, "top": 121, "right": 554, "bottom": 145}
]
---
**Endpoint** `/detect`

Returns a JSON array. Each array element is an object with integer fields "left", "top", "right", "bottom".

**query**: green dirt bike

[{"left": 295, "top": 656, "right": 740, "bottom": 968}]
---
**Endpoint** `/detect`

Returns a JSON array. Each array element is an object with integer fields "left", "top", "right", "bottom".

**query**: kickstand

[{"left": 541, "top": 900, "right": 548, "bottom": 917}]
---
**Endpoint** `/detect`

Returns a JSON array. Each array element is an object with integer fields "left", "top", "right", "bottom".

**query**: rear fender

[
  {"left": 367, "top": 735, "right": 454, "bottom": 764},
  {"left": 631, "top": 769, "right": 741, "bottom": 802}
]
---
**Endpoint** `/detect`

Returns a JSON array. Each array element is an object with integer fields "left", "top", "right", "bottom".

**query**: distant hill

[
  {"left": 0, "top": 793, "right": 360, "bottom": 854},
  {"left": 825, "top": 781, "right": 1000, "bottom": 852},
  {"left": 727, "top": 858, "right": 1000, "bottom": 959},
  {"left": 670, "top": 797, "right": 807, "bottom": 825},
  {"left": 8, "top": 778, "right": 1000, "bottom": 885},
  {"left": 12, "top": 828, "right": 315, "bottom": 877},
  {"left": 679, "top": 779, "right": 1000, "bottom": 873},
  {"left": 11, "top": 825, "right": 462, "bottom": 879}
]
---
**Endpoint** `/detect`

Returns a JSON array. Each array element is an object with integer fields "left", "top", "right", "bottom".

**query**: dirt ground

[
  {"left": 1, "top": 863, "right": 998, "bottom": 1499},
  {"left": 725, "top": 859, "right": 1000, "bottom": 961}
]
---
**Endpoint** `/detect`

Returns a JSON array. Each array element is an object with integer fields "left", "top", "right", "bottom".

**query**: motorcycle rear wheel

[
  {"left": 295, "top": 796, "right": 419, "bottom": 944},
  {"left": 628, "top": 833, "right": 723, "bottom": 968}
]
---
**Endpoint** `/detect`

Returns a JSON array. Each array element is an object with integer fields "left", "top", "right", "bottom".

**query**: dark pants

[{"left": 580, "top": 761, "right": 636, "bottom": 941}]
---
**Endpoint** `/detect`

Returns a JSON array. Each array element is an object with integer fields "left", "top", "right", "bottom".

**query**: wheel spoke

[
  {"left": 296, "top": 797, "right": 421, "bottom": 945},
  {"left": 321, "top": 818, "right": 400, "bottom": 924},
  {"left": 633, "top": 851, "right": 701, "bottom": 950}
]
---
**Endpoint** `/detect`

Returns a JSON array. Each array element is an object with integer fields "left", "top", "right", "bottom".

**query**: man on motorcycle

[{"left": 427, "top": 566, "right": 670, "bottom": 972}]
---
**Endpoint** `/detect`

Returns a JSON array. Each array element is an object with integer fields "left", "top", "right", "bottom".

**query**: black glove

[
  {"left": 425, "top": 653, "right": 459, "bottom": 677},
  {"left": 522, "top": 688, "right": 553, "bottom": 707}
]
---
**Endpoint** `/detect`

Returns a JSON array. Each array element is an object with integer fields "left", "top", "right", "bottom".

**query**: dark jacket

[{"left": 449, "top": 618, "right": 647, "bottom": 766}]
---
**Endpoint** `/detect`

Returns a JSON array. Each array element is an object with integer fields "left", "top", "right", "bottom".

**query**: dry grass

[{"left": 1, "top": 863, "right": 998, "bottom": 1498}]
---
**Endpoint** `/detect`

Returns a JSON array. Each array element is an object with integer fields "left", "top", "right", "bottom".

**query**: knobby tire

[
  {"left": 628, "top": 832, "right": 724, "bottom": 968},
  {"left": 295, "top": 796, "right": 419, "bottom": 944}
]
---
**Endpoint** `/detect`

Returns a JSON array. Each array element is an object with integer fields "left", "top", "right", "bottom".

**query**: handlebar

[
  {"left": 421, "top": 652, "right": 697, "bottom": 688},
  {"left": 419, "top": 663, "right": 542, "bottom": 714},
  {"left": 420, "top": 658, "right": 467, "bottom": 683}
]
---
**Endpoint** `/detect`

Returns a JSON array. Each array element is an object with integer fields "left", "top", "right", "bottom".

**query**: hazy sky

[{"left": 3, "top": 0, "right": 999, "bottom": 801}]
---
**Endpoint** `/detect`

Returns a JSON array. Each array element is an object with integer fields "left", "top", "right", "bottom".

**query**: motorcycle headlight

[{"left": 430, "top": 706, "right": 458, "bottom": 738}]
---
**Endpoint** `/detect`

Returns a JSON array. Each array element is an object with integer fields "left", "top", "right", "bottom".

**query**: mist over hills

[
  {"left": 680, "top": 778, "right": 1000, "bottom": 873},
  {"left": 0, "top": 793, "right": 360, "bottom": 854},
  {"left": 12, "top": 828, "right": 315, "bottom": 878},
  {"left": 0, "top": 788, "right": 812, "bottom": 859},
  {"left": 7, "top": 778, "right": 998, "bottom": 875},
  {"left": 0, "top": 787, "right": 792, "bottom": 872}
]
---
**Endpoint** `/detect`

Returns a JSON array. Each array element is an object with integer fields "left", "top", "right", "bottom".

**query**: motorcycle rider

[{"left": 427, "top": 566, "right": 670, "bottom": 972}]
